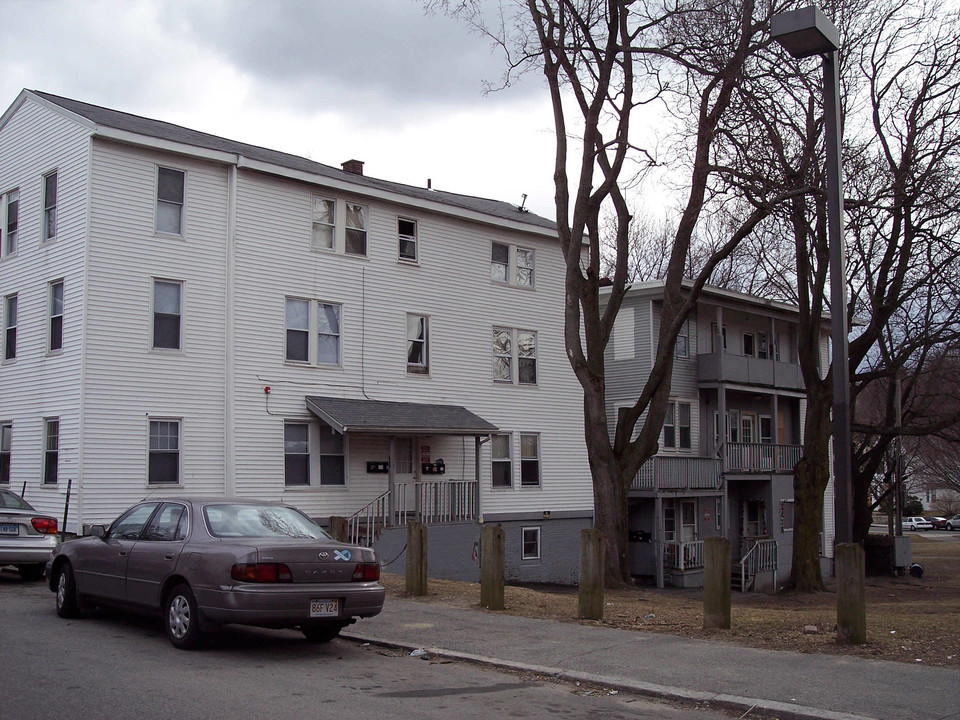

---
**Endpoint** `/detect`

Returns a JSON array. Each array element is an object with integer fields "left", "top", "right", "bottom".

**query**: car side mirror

[{"left": 88, "top": 525, "right": 106, "bottom": 539}]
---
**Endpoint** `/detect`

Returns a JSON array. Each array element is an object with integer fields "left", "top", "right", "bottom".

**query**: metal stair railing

[
  {"left": 347, "top": 490, "right": 391, "bottom": 546},
  {"left": 737, "top": 537, "right": 778, "bottom": 591}
]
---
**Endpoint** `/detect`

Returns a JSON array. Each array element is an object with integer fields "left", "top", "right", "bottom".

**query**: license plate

[
  {"left": 309, "top": 598, "right": 339, "bottom": 618},
  {"left": 0, "top": 523, "right": 19, "bottom": 536}
]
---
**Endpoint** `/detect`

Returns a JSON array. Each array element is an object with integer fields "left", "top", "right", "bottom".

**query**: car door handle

[
  {"left": 119, "top": 551, "right": 128, "bottom": 557},
  {"left": 164, "top": 554, "right": 175, "bottom": 561}
]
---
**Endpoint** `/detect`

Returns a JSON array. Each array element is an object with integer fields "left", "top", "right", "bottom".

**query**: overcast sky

[{"left": 0, "top": 0, "right": 560, "bottom": 216}]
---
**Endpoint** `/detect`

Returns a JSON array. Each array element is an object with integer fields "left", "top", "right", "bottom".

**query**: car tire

[
  {"left": 55, "top": 563, "right": 82, "bottom": 618},
  {"left": 165, "top": 583, "right": 201, "bottom": 650},
  {"left": 18, "top": 563, "right": 46, "bottom": 582},
  {"left": 947, "top": 523, "right": 955, "bottom": 531},
  {"left": 300, "top": 621, "right": 345, "bottom": 643}
]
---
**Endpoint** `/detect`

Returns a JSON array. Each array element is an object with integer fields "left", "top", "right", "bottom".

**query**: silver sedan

[
  {"left": 47, "top": 497, "right": 385, "bottom": 649},
  {"left": 0, "top": 489, "right": 60, "bottom": 581}
]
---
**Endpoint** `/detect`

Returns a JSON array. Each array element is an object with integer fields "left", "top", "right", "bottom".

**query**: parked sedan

[
  {"left": 903, "top": 516, "right": 933, "bottom": 531},
  {"left": 47, "top": 498, "right": 385, "bottom": 649},
  {"left": 946, "top": 515, "right": 960, "bottom": 531},
  {"left": 0, "top": 489, "right": 60, "bottom": 580},
  {"left": 926, "top": 517, "right": 947, "bottom": 530}
]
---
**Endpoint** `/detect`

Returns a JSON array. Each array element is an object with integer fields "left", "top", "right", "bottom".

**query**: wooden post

[
  {"left": 703, "top": 536, "right": 731, "bottom": 629},
  {"left": 578, "top": 528, "right": 604, "bottom": 620},
  {"left": 328, "top": 516, "right": 348, "bottom": 542},
  {"left": 480, "top": 524, "right": 505, "bottom": 610},
  {"left": 836, "top": 543, "right": 867, "bottom": 645},
  {"left": 405, "top": 521, "right": 428, "bottom": 596}
]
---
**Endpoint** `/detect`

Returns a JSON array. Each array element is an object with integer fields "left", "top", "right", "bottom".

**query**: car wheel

[
  {"left": 948, "top": 523, "right": 955, "bottom": 531},
  {"left": 55, "top": 563, "right": 82, "bottom": 618},
  {"left": 165, "top": 583, "right": 201, "bottom": 650},
  {"left": 300, "top": 621, "right": 346, "bottom": 643},
  {"left": 18, "top": 563, "right": 46, "bottom": 582}
]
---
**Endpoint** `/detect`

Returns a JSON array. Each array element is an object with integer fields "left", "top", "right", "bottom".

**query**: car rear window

[
  {"left": 203, "top": 504, "right": 329, "bottom": 540},
  {"left": 0, "top": 490, "right": 33, "bottom": 510}
]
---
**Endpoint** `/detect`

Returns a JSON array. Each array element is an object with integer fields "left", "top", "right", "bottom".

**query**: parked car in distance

[
  {"left": 0, "top": 489, "right": 60, "bottom": 581},
  {"left": 946, "top": 514, "right": 960, "bottom": 531},
  {"left": 903, "top": 516, "right": 933, "bottom": 531},
  {"left": 47, "top": 497, "right": 385, "bottom": 649},
  {"left": 926, "top": 517, "right": 947, "bottom": 530}
]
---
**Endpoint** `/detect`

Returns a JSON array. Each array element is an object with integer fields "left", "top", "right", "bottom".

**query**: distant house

[
  {"left": 0, "top": 89, "right": 594, "bottom": 583},
  {"left": 605, "top": 282, "right": 836, "bottom": 590}
]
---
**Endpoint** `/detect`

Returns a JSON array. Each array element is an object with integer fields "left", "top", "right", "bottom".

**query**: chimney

[{"left": 341, "top": 159, "right": 364, "bottom": 175}]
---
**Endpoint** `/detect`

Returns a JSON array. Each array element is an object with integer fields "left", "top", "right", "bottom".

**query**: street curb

[{"left": 343, "top": 632, "right": 878, "bottom": 720}]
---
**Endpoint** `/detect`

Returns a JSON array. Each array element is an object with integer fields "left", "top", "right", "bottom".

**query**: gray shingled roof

[
  {"left": 32, "top": 90, "right": 556, "bottom": 232},
  {"left": 305, "top": 396, "right": 498, "bottom": 435}
]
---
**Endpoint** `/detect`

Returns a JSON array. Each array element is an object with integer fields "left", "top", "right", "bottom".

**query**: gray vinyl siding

[{"left": 0, "top": 98, "right": 89, "bottom": 524}]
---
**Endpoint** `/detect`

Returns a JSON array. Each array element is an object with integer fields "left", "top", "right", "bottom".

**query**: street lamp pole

[{"left": 771, "top": 6, "right": 853, "bottom": 545}]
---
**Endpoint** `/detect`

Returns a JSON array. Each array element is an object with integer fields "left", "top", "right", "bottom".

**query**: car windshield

[
  {"left": 203, "top": 504, "right": 329, "bottom": 540},
  {"left": 0, "top": 490, "right": 33, "bottom": 510}
]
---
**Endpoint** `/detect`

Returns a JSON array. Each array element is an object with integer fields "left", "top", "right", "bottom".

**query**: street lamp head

[{"left": 771, "top": 5, "right": 840, "bottom": 58}]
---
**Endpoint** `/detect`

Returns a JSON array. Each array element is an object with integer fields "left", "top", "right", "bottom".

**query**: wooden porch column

[
  {"left": 388, "top": 436, "right": 396, "bottom": 525},
  {"left": 475, "top": 436, "right": 482, "bottom": 518},
  {"left": 655, "top": 495, "right": 664, "bottom": 589}
]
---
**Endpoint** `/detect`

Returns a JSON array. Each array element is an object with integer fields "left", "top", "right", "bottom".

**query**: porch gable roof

[{"left": 305, "top": 396, "right": 498, "bottom": 436}]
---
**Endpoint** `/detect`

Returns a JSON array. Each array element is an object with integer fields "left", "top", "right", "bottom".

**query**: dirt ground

[{"left": 381, "top": 534, "right": 960, "bottom": 668}]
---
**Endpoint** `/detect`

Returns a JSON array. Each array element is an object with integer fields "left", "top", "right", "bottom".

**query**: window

[
  {"left": 491, "top": 433, "right": 512, "bottom": 487},
  {"left": 676, "top": 320, "right": 689, "bottom": 359},
  {"left": 109, "top": 502, "right": 160, "bottom": 540},
  {"left": 285, "top": 298, "right": 341, "bottom": 366},
  {"left": 663, "top": 401, "right": 691, "bottom": 450},
  {"left": 680, "top": 500, "right": 697, "bottom": 541},
  {"left": 728, "top": 409, "right": 740, "bottom": 442},
  {"left": 760, "top": 415, "right": 773, "bottom": 444},
  {"left": 663, "top": 499, "right": 676, "bottom": 541},
  {"left": 318, "top": 424, "right": 345, "bottom": 485},
  {"left": 49, "top": 280, "right": 64, "bottom": 352},
  {"left": 774, "top": 333, "right": 782, "bottom": 362},
  {"left": 284, "top": 423, "right": 310, "bottom": 486},
  {"left": 311, "top": 196, "right": 335, "bottom": 250},
  {"left": 757, "top": 332, "right": 769, "bottom": 360},
  {"left": 395, "top": 438, "right": 414, "bottom": 474},
  {"left": 4, "top": 294, "right": 16, "bottom": 360},
  {"left": 43, "top": 418, "right": 59, "bottom": 485},
  {"left": 715, "top": 498, "right": 722, "bottom": 531},
  {"left": 406, "top": 314, "right": 428, "bottom": 374},
  {"left": 398, "top": 217, "right": 418, "bottom": 261},
  {"left": 1, "top": 189, "right": 18, "bottom": 257},
  {"left": 42, "top": 171, "right": 57, "bottom": 240},
  {"left": 743, "top": 332, "right": 755, "bottom": 357},
  {"left": 156, "top": 167, "right": 184, "bottom": 235},
  {"left": 711, "top": 323, "right": 727, "bottom": 352},
  {"left": 520, "top": 434, "right": 540, "bottom": 487},
  {"left": 0, "top": 422, "right": 11, "bottom": 484},
  {"left": 491, "top": 241, "right": 535, "bottom": 287},
  {"left": 149, "top": 419, "right": 180, "bottom": 485},
  {"left": 780, "top": 499, "right": 795, "bottom": 532},
  {"left": 345, "top": 203, "right": 367, "bottom": 256},
  {"left": 143, "top": 502, "right": 188, "bottom": 542},
  {"left": 521, "top": 526, "right": 541, "bottom": 560},
  {"left": 153, "top": 280, "right": 182, "bottom": 350},
  {"left": 741, "top": 414, "right": 755, "bottom": 444},
  {"left": 492, "top": 327, "right": 537, "bottom": 385}
]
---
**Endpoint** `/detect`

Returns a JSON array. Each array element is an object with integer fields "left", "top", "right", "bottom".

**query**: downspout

[{"left": 224, "top": 161, "right": 238, "bottom": 496}]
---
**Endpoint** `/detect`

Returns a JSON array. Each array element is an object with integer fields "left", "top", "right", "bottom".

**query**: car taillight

[
  {"left": 231, "top": 563, "right": 293, "bottom": 583},
  {"left": 31, "top": 517, "right": 58, "bottom": 534},
  {"left": 352, "top": 562, "right": 380, "bottom": 582}
]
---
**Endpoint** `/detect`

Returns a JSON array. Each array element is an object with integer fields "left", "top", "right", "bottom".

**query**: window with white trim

[
  {"left": 520, "top": 433, "right": 541, "bottom": 487},
  {"left": 42, "top": 171, "right": 57, "bottom": 240},
  {"left": 284, "top": 422, "right": 309, "bottom": 486},
  {"left": 492, "top": 327, "right": 537, "bottom": 385},
  {"left": 318, "top": 424, "right": 345, "bottom": 486},
  {"left": 663, "top": 498, "right": 676, "bottom": 541},
  {"left": 663, "top": 401, "right": 691, "bottom": 450},
  {"left": 522, "top": 526, "right": 541, "bottom": 560},
  {"left": 149, "top": 419, "right": 179, "bottom": 485},
  {"left": 309, "top": 197, "right": 368, "bottom": 257},
  {"left": 398, "top": 217, "right": 418, "bottom": 262},
  {"left": 780, "top": 499, "right": 795, "bottom": 532},
  {"left": 491, "top": 241, "right": 535, "bottom": 287},
  {"left": 285, "top": 298, "right": 342, "bottom": 366},
  {"left": 345, "top": 202, "right": 367, "bottom": 256},
  {"left": 153, "top": 280, "right": 182, "bottom": 350},
  {"left": 757, "top": 331, "right": 769, "bottom": 360},
  {"left": 311, "top": 196, "right": 335, "bottom": 250},
  {"left": 1, "top": 189, "right": 18, "bottom": 257},
  {"left": 49, "top": 280, "right": 64, "bottom": 352},
  {"left": 156, "top": 167, "right": 184, "bottom": 235},
  {"left": 43, "top": 418, "right": 59, "bottom": 485},
  {"left": 743, "top": 332, "right": 755, "bottom": 357},
  {"left": 406, "top": 313, "right": 428, "bottom": 374},
  {"left": 0, "top": 422, "right": 11, "bottom": 485},
  {"left": 3, "top": 294, "right": 16, "bottom": 360},
  {"left": 676, "top": 320, "right": 689, "bottom": 358},
  {"left": 491, "top": 433, "right": 512, "bottom": 487}
]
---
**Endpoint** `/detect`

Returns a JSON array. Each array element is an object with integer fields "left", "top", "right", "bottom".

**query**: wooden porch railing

[
  {"left": 633, "top": 456, "right": 723, "bottom": 491},
  {"left": 724, "top": 443, "right": 801, "bottom": 474},
  {"left": 736, "top": 537, "right": 778, "bottom": 591},
  {"left": 663, "top": 539, "right": 705, "bottom": 571}
]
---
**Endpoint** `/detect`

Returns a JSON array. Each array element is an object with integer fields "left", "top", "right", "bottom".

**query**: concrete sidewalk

[{"left": 344, "top": 597, "right": 960, "bottom": 720}]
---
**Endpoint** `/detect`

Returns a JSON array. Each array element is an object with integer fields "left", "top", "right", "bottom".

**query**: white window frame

[
  {"left": 284, "top": 298, "right": 342, "bottom": 367},
  {"left": 406, "top": 313, "right": 429, "bottom": 374},
  {"left": 48, "top": 280, "right": 64, "bottom": 353},
  {"left": 491, "top": 433, "right": 512, "bottom": 488},
  {"left": 155, "top": 166, "right": 185, "bottom": 236},
  {"left": 1, "top": 188, "right": 18, "bottom": 258},
  {"left": 311, "top": 196, "right": 336, "bottom": 251},
  {"left": 398, "top": 217, "right": 418, "bottom": 262},
  {"left": 285, "top": 298, "right": 310, "bottom": 363},
  {"left": 43, "top": 417, "right": 59, "bottom": 485},
  {"left": 521, "top": 526, "right": 541, "bottom": 560},
  {"left": 676, "top": 320, "right": 689, "bottom": 359},
  {"left": 743, "top": 332, "right": 755, "bottom": 357},
  {"left": 780, "top": 499, "right": 795, "bottom": 532},
  {"left": 663, "top": 498, "right": 676, "bottom": 542},
  {"left": 492, "top": 327, "right": 537, "bottom": 385},
  {"left": 284, "top": 422, "right": 310, "bottom": 486},
  {"left": 317, "top": 423, "right": 346, "bottom": 486},
  {"left": 663, "top": 400, "right": 691, "bottom": 450},
  {"left": 741, "top": 413, "right": 755, "bottom": 444},
  {"left": 757, "top": 331, "right": 769, "bottom": 360},
  {"left": 148, "top": 418, "right": 180, "bottom": 485},
  {"left": 152, "top": 279, "right": 182, "bottom": 350},
  {"left": 42, "top": 171, "right": 57, "bottom": 241},
  {"left": 0, "top": 421, "right": 11, "bottom": 485},
  {"left": 3, "top": 293, "right": 17, "bottom": 361},
  {"left": 491, "top": 241, "right": 535, "bottom": 288},
  {"left": 520, "top": 433, "right": 541, "bottom": 487},
  {"left": 344, "top": 202, "right": 368, "bottom": 257}
]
